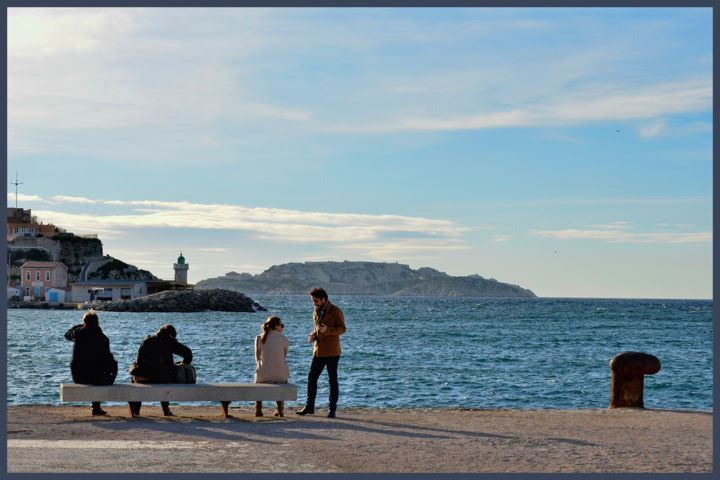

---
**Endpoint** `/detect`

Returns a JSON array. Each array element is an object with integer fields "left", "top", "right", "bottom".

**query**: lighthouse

[{"left": 174, "top": 252, "right": 189, "bottom": 284}]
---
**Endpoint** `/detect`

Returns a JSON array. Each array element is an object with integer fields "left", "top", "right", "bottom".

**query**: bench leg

[{"left": 220, "top": 401, "right": 231, "bottom": 418}]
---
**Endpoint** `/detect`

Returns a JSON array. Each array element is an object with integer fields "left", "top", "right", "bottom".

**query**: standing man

[{"left": 296, "top": 287, "right": 346, "bottom": 418}]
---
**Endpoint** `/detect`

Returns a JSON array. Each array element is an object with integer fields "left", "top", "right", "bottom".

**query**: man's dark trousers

[{"left": 306, "top": 355, "right": 340, "bottom": 412}]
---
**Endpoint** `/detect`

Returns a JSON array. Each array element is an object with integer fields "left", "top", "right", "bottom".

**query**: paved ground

[{"left": 5, "top": 405, "right": 713, "bottom": 473}]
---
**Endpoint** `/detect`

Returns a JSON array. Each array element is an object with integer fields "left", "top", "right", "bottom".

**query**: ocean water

[{"left": 5, "top": 296, "right": 713, "bottom": 410}]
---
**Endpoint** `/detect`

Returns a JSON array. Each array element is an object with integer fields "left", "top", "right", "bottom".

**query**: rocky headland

[
  {"left": 92, "top": 289, "right": 266, "bottom": 312},
  {"left": 196, "top": 261, "right": 536, "bottom": 297},
  {"left": 7, "top": 232, "right": 158, "bottom": 283}
]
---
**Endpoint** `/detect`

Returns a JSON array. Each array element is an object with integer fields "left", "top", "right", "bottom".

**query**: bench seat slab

[{"left": 60, "top": 383, "right": 297, "bottom": 402}]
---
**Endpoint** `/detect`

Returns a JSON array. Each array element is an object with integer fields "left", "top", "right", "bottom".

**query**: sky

[{"left": 5, "top": 7, "right": 713, "bottom": 299}]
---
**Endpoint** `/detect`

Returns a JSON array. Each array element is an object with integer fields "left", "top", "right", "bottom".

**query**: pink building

[{"left": 20, "top": 261, "right": 68, "bottom": 301}]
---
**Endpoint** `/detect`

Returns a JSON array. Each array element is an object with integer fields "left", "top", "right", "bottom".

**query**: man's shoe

[
  {"left": 327, "top": 411, "right": 336, "bottom": 418},
  {"left": 295, "top": 406, "right": 315, "bottom": 415}
]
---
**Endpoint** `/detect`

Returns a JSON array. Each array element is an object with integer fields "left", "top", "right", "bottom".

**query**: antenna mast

[{"left": 10, "top": 172, "right": 23, "bottom": 208}]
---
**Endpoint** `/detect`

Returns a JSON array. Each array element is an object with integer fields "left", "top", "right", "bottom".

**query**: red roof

[{"left": 20, "top": 261, "right": 68, "bottom": 270}]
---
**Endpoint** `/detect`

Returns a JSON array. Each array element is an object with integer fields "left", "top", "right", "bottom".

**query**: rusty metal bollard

[{"left": 609, "top": 351, "right": 661, "bottom": 408}]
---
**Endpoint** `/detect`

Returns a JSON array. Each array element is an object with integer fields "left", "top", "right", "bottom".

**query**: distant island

[{"left": 196, "top": 261, "right": 536, "bottom": 298}]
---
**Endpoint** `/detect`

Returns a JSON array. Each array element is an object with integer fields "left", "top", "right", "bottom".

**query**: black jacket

[
  {"left": 65, "top": 324, "right": 117, "bottom": 385},
  {"left": 129, "top": 331, "right": 193, "bottom": 383}
]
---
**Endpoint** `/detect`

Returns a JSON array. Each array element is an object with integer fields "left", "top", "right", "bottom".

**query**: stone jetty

[{"left": 92, "top": 289, "right": 266, "bottom": 313}]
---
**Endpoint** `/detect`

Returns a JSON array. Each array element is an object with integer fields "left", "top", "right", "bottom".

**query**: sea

[{"left": 5, "top": 295, "right": 713, "bottom": 410}]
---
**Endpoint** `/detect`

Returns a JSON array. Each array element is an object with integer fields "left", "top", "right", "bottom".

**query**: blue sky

[{"left": 6, "top": 7, "right": 712, "bottom": 299}]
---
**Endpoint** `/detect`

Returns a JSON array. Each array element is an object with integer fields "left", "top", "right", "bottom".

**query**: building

[
  {"left": 7, "top": 208, "right": 31, "bottom": 223},
  {"left": 71, "top": 280, "right": 148, "bottom": 303},
  {"left": 7, "top": 208, "right": 59, "bottom": 241},
  {"left": 20, "top": 261, "right": 69, "bottom": 301},
  {"left": 68, "top": 254, "right": 193, "bottom": 302},
  {"left": 146, "top": 253, "right": 193, "bottom": 295},
  {"left": 174, "top": 252, "right": 189, "bottom": 283}
]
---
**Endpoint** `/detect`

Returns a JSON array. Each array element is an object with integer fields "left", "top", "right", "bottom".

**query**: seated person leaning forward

[
  {"left": 64, "top": 311, "right": 118, "bottom": 416},
  {"left": 128, "top": 324, "right": 193, "bottom": 416},
  {"left": 254, "top": 316, "right": 290, "bottom": 417}
]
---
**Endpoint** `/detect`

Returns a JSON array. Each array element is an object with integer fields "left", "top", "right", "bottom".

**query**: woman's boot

[
  {"left": 91, "top": 402, "right": 107, "bottom": 416},
  {"left": 274, "top": 401, "right": 284, "bottom": 417},
  {"left": 254, "top": 401, "right": 263, "bottom": 417}
]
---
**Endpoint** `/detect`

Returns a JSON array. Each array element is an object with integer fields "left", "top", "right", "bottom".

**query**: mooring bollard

[{"left": 609, "top": 351, "right": 661, "bottom": 408}]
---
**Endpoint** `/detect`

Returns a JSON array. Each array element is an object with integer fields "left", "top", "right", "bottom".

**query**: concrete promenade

[{"left": 6, "top": 405, "right": 712, "bottom": 473}]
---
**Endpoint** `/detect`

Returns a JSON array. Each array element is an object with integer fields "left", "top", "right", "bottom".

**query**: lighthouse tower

[{"left": 174, "top": 252, "right": 189, "bottom": 284}]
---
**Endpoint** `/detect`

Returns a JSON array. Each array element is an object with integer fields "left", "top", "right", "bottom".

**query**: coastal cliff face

[
  {"left": 196, "top": 261, "right": 536, "bottom": 297},
  {"left": 7, "top": 233, "right": 158, "bottom": 283}
]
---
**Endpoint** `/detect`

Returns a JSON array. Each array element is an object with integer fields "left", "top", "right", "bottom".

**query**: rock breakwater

[{"left": 92, "top": 289, "right": 266, "bottom": 312}]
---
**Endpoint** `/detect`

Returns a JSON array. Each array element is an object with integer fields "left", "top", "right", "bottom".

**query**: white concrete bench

[{"left": 60, "top": 383, "right": 297, "bottom": 418}]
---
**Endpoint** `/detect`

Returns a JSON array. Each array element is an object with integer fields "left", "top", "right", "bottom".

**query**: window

[
  {"left": 45, "top": 271, "right": 50, "bottom": 282},
  {"left": 98, "top": 288, "right": 113, "bottom": 301},
  {"left": 35, "top": 271, "right": 40, "bottom": 281},
  {"left": 25, "top": 272, "right": 30, "bottom": 281},
  {"left": 121, "top": 288, "right": 131, "bottom": 300}
]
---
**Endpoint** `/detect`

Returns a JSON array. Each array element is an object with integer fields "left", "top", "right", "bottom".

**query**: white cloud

[
  {"left": 31, "top": 196, "right": 468, "bottom": 246},
  {"left": 492, "top": 235, "right": 511, "bottom": 242},
  {"left": 589, "top": 221, "right": 630, "bottom": 230},
  {"left": 328, "top": 78, "right": 711, "bottom": 134},
  {"left": 7, "top": 193, "right": 50, "bottom": 204},
  {"left": 7, "top": 7, "right": 312, "bottom": 149},
  {"left": 472, "top": 196, "right": 710, "bottom": 208},
  {"left": 639, "top": 119, "right": 666, "bottom": 138},
  {"left": 678, "top": 121, "right": 713, "bottom": 135},
  {"left": 8, "top": 8, "right": 138, "bottom": 57},
  {"left": 539, "top": 132, "right": 584, "bottom": 143},
  {"left": 51, "top": 195, "right": 99, "bottom": 204},
  {"left": 657, "top": 223, "right": 694, "bottom": 229},
  {"left": 341, "top": 240, "right": 470, "bottom": 259},
  {"left": 531, "top": 228, "right": 711, "bottom": 244}
]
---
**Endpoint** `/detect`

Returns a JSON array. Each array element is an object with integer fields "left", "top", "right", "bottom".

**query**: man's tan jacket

[{"left": 313, "top": 302, "right": 346, "bottom": 357}]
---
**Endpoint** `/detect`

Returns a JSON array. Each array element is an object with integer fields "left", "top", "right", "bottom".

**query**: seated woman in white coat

[{"left": 254, "top": 316, "right": 290, "bottom": 417}]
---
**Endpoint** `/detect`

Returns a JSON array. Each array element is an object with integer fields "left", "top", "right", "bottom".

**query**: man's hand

[{"left": 318, "top": 323, "right": 328, "bottom": 334}]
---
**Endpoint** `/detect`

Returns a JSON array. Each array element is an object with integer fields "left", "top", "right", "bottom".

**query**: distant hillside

[{"left": 196, "top": 261, "right": 536, "bottom": 297}]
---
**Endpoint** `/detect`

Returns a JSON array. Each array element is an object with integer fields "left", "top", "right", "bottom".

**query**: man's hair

[
  {"left": 158, "top": 324, "right": 177, "bottom": 338},
  {"left": 309, "top": 287, "right": 328, "bottom": 300},
  {"left": 82, "top": 311, "right": 99, "bottom": 327}
]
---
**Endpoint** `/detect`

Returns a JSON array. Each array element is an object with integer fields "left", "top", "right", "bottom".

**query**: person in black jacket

[
  {"left": 128, "top": 324, "right": 192, "bottom": 416},
  {"left": 64, "top": 311, "right": 118, "bottom": 416}
]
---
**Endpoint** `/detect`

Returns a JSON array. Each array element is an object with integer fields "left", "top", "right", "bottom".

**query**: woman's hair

[
  {"left": 260, "top": 316, "right": 283, "bottom": 344},
  {"left": 82, "top": 311, "right": 99, "bottom": 327},
  {"left": 157, "top": 324, "right": 177, "bottom": 338}
]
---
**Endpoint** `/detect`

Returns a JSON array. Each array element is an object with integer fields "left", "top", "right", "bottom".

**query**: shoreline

[{"left": 6, "top": 405, "right": 713, "bottom": 473}]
